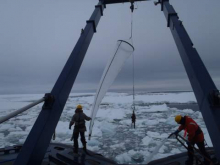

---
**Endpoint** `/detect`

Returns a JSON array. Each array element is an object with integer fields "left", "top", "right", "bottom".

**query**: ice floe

[{"left": 0, "top": 92, "right": 212, "bottom": 164}]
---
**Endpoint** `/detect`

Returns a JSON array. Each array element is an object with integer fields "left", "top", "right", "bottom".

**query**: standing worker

[
  {"left": 69, "top": 104, "right": 91, "bottom": 154},
  {"left": 131, "top": 111, "right": 136, "bottom": 128},
  {"left": 170, "top": 115, "right": 211, "bottom": 165}
]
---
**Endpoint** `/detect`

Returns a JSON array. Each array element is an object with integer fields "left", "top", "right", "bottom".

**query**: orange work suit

[{"left": 178, "top": 116, "right": 204, "bottom": 143}]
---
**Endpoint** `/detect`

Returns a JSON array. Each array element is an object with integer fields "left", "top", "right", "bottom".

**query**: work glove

[
  {"left": 69, "top": 121, "right": 74, "bottom": 130},
  {"left": 168, "top": 130, "right": 180, "bottom": 138}
]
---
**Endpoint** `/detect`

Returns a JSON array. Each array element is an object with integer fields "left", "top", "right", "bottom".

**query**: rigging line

[
  {"left": 129, "top": 12, "right": 135, "bottom": 111},
  {"left": 132, "top": 43, "right": 135, "bottom": 110},
  {"left": 129, "top": 12, "right": 133, "bottom": 40}
]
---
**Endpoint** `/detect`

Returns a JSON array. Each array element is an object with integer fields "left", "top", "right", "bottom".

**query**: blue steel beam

[
  {"left": 157, "top": 0, "right": 220, "bottom": 161},
  {"left": 101, "top": 0, "right": 148, "bottom": 4},
  {"left": 14, "top": 2, "right": 105, "bottom": 165}
]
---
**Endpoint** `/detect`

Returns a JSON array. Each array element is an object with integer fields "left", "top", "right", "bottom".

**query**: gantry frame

[{"left": 14, "top": 0, "right": 220, "bottom": 164}]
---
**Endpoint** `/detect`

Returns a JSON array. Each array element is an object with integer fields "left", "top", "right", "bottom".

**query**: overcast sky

[{"left": 0, "top": 0, "right": 219, "bottom": 94}]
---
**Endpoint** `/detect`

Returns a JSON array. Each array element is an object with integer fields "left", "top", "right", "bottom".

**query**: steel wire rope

[
  {"left": 129, "top": 11, "right": 136, "bottom": 113},
  {"left": 129, "top": 10, "right": 141, "bottom": 152}
]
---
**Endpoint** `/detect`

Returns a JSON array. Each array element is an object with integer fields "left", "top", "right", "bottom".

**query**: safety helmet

[
  {"left": 175, "top": 115, "right": 182, "bottom": 124},
  {"left": 77, "top": 104, "right": 82, "bottom": 109}
]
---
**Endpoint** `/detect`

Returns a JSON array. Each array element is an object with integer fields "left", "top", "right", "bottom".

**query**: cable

[
  {"left": 129, "top": 12, "right": 133, "bottom": 40},
  {"left": 129, "top": 12, "right": 135, "bottom": 112},
  {"left": 132, "top": 42, "right": 135, "bottom": 110}
]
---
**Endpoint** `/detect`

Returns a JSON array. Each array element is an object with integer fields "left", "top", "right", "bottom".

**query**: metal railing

[{"left": 0, "top": 97, "right": 46, "bottom": 124}]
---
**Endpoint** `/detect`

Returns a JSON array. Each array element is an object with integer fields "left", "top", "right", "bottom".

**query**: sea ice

[
  {"left": 147, "top": 104, "right": 169, "bottom": 112},
  {"left": 142, "top": 136, "right": 152, "bottom": 146},
  {"left": 110, "top": 143, "right": 125, "bottom": 149},
  {"left": 171, "top": 148, "right": 181, "bottom": 154},
  {"left": 145, "top": 138, "right": 167, "bottom": 164},
  {"left": 159, "top": 145, "right": 167, "bottom": 153},
  {"left": 144, "top": 120, "right": 159, "bottom": 126},
  {"left": 56, "top": 121, "right": 72, "bottom": 135},
  {"left": 0, "top": 92, "right": 212, "bottom": 164},
  {"left": 194, "top": 111, "right": 203, "bottom": 119},
  {"left": 87, "top": 145, "right": 100, "bottom": 151},
  {"left": 147, "top": 131, "right": 160, "bottom": 138},
  {"left": 182, "top": 109, "right": 194, "bottom": 114},
  {"left": 87, "top": 139, "right": 101, "bottom": 147},
  {"left": 115, "top": 152, "right": 132, "bottom": 163},
  {"left": 158, "top": 119, "right": 166, "bottom": 123},
  {"left": 130, "top": 152, "right": 144, "bottom": 163},
  {"left": 100, "top": 121, "right": 116, "bottom": 136},
  {"left": 8, "top": 126, "right": 22, "bottom": 132},
  {"left": 0, "top": 124, "right": 13, "bottom": 131},
  {"left": 25, "top": 125, "right": 33, "bottom": 132},
  {"left": 166, "top": 116, "right": 178, "bottom": 126}
]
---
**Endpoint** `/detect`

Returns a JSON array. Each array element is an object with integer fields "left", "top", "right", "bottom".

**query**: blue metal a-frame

[
  {"left": 155, "top": 0, "right": 220, "bottom": 161},
  {"left": 14, "top": 0, "right": 220, "bottom": 164},
  {"left": 14, "top": 1, "right": 106, "bottom": 165}
]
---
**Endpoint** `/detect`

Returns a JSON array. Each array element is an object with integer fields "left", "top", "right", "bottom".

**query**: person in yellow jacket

[{"left": 69, "top": 105, "right": 91, "bottom": 154}]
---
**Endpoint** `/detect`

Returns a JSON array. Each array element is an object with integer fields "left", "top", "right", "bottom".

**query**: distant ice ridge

[{"left": 0, "top": 92, "right": 212, "bottom": 164}]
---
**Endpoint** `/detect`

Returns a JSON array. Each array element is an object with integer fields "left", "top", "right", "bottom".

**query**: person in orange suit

[{"left": 170, "top": 115, "right": 211, "bottom": 165}]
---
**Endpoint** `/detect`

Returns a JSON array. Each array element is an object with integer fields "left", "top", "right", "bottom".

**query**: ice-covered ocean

[{"left": 0, "top": 92, "right": 212, "bottom": 164}]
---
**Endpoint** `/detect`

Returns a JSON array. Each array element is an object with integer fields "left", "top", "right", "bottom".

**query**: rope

[
  {"left": 132, "top": 39, "right": 135, "bottom": 111},
  {"left": 129, "top": 10, "right": 137, "bottom": 131},
  {"left": 129, "top": 13, "right": 133, "bottom": 40},
  {"left": 130, "top": 12, "right": 135, "bottom": 112}
]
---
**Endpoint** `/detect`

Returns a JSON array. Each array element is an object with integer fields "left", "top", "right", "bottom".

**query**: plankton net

[{"left": 88, "top": 40, "right": 134, "bottom": 138}]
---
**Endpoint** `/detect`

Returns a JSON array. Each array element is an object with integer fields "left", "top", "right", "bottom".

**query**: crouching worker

[
  {"left": 69, "top": 104, "right": 91, "bottom": 154},
  {"left": 170, "top": 115, "right": 211, "bottom": 165}
]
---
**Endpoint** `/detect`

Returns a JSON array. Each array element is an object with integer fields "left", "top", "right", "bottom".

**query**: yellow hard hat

[
  {"left": 77, "top": 104, "right": 82, "bottom": 109},
  {"left": 175, "top": 115, "right": 182, "bottom": 123}
]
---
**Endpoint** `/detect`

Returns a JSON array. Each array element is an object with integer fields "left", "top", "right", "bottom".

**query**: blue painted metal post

[
  {"left": 14, "top": 2, "right": 105, "bottom": 165},
  {"left": 157, "top": 0, "right": 220, "bottom": 161},
  {"left": 102, "top": 0, "right": 148, "bottom": 4}
]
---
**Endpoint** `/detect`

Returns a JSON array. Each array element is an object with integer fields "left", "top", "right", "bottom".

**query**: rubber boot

[{"left": 83, "top": 143, "right": 87, "bottom": 151}]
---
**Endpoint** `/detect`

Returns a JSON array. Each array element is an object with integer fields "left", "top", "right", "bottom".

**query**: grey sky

[{"left": 0, "top": 0, "right": 219, "bottom": 94}]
